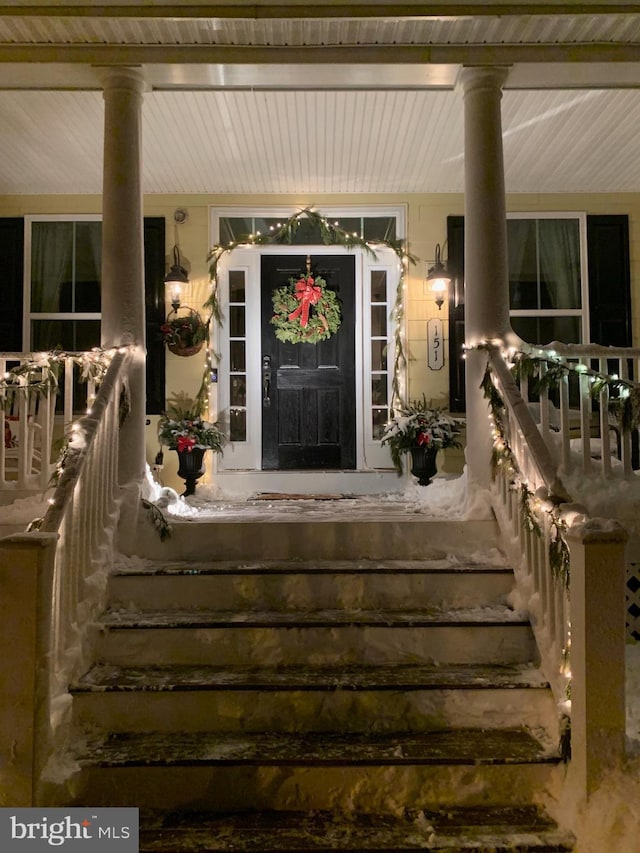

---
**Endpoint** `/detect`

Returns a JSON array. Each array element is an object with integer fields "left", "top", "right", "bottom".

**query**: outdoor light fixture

[
  {"left": 426, "top": 243, "right": 451, "bottom": 311},
  {"left": 164, "top": 245, "right": 190, "bottom": 309}
]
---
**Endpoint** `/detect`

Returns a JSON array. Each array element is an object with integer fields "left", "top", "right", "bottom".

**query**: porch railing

[
  {"left": 517, "top": 341, "right": 640, "bottom": 478},
  {"left": 0, "top": 352, "right": 99, "bottom": 492},
  {"left": 486, "top": 344, "right": 628, "bottom": 797},
  {"left": 0, "top": 346, "right": 132, "bottom": 805}
]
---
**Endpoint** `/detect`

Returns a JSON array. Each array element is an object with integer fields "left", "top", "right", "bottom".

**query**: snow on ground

[{"left": 0, "top": 491, "right": 51, "bottom": 525}]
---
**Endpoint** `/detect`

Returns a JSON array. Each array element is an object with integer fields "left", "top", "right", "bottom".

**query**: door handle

[{"left": 262, "top": 355, "right": 271, "bottom": 407}]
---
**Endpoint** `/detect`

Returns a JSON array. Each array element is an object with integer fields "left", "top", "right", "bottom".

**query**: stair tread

[
  {"left": 78, "top": 728, "right": 560, "bottom": 767},
  {"left": 73, "top": 662, "right": 549, "bottom": 693},
  {"left": 100, "top": 605, "right": 529, "bottom": 629},
  {"left": 138, "top": 807, "right": 574, "bottom": 852},
  {"left": 112, "top": 558, "right": 512, "bottom": 577}
]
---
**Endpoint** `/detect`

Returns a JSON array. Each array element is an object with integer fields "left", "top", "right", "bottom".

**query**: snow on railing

[
  {"left": 485, "top": 345, "right": 627, "bottom": 795},
  {"left": 517, "top": 341, "right": 640, "bottom": 479},
  {"left": 0, "top": 351, "right": 99, "bottom": 492},
  {"left": 30, "top": 346, "right": 132, "bottom": 795},
  {"left": 486, "top": 348, "right": 572, "bottom": 699}
]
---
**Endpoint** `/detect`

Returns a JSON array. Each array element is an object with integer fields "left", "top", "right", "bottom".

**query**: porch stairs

[{"left": 68, "top": 512, "right": 574, "bottom": 851}]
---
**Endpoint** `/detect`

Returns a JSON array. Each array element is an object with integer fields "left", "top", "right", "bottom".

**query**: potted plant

[
  {"left": 381, "top": 396, "right": 464, "bottom": 485},
  {"left": 158, "top": 391, "right": 226, "bottom": 496},
  {"left": 160, "top": 308, "right": 208, "bottom": 357}
]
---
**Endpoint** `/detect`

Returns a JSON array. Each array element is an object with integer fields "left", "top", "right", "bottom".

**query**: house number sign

[{"left": 427, "top": 317, "right": 445, "bottom": 370}]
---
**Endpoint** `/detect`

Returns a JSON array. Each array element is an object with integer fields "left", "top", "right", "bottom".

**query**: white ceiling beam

[{"left": 3, "top": 2, "right": 640, "bottom": 18}]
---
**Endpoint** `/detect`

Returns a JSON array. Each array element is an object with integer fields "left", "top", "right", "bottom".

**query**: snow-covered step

[
  {"left": 133, "top": 518, "right": 502, "bottom": 562},
  {"left": 108, "top": 559, "right": 514, "bottom": 612},
  {"left": 71, "top": 729, "right": 564, "bottom": 811},
  {"left": 96, "top": 606, "right": 537, "bottom": 667},
  {"left": 138, "top": 806, "right": 575, "bottom": 852},
  {"left": 71, "top": 662, "right": 559, "bottom": 736}
]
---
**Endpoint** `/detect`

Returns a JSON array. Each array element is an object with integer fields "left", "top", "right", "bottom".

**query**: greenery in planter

[
  {"left": 158, "top": 390, "right": 226, "bottom": 453},
  {"left": 160, "top": 308, "right": 208, "bottom": 351},
  {"left": 381, "top": 396, "right": 464, "bottom": 474}
]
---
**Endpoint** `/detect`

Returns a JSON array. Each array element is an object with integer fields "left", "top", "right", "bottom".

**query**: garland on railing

[
  {"left": 510, "top": 348, "right": 640, "bottom": 433},
  {"left": 0, "top": 347, "right": 117, "bottom": 405},
  {"left": 205, "top": 207, "right": 416, "bottom": 410},
  {"left": 141, "top": 497, "right": 172, "bottom": 541},
  {"left": 480, "top": 357, "right": 571, "bottom": 586}
]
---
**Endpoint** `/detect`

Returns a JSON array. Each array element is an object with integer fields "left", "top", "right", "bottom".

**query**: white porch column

[
  {"left": 99, "top": 67, "right": 146, "bottom": 499},
  {"left": 460, "top": 66, "right": 511, "bottom": 488}
]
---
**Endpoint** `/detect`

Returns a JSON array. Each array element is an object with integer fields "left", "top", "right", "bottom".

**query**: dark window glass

[
  {"left": 371, "top": 270, "right": 387, "bottom": 303},
  {"left": 372, "top": 376, "right": 388, "bottom": 405},
  {"left": 371, "top": 340, "right": 387, "bottom": 371},
  {"left": 230, "top": 408, "right": 246, "bottom": 442},
  {"left": 229, "top": 270, "right": 246, "bottom": 302},
  {"left": 372, "top": 408, "right": 388, "bottom": 440},
  {"left": 364, "top": 217, "right": 396, "bottom": 242},
  {"left": 371, "top": 305, "right": 387, "bottom": 337},
  {"left": 229, "top": 305, "right": 246, "bottom": 337},
  {"left": 511, "top": 316, "right": 582, "bottom": 346},
  {"left": 230, "top": 375, "right": 247, "bottom": 407}
]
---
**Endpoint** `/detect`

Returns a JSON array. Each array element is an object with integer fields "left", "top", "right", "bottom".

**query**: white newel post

[
  {"left": 460, "top": 67, "right": 511, "bottom": 488},
  {"left": 99, "top": 67, "right": 146, "bottom": 540},
  {"left": 567, "top": 524, "right": 628, "bottom": 798}
]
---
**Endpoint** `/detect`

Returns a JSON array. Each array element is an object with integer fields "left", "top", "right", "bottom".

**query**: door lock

[{"left": 262, "top": 354, "right": 271, "bottom": 407}]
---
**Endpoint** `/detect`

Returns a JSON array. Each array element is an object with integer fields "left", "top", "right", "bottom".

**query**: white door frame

[{"left": 209, "top": 210, "right": 407, "bottom": 495}]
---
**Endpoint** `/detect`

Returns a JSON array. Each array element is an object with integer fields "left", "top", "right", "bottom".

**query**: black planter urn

[
  {"left": 175, "top": 446, "right": 207, "bottom": 496},
  {"left": 409, "top": 445, "right": 438, "bottom": 486}
]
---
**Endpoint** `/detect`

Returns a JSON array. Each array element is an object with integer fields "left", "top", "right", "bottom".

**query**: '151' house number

[{"left": 427, "top": 317, "right": 444, "bottom": 370}]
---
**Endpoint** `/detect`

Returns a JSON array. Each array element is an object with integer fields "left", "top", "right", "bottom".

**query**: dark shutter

[
  {"left": 0, "top": 218, "right": 24, "bottom": 352},
  {"left": 587, "top": 215, "right": 632, "bottom": 347},
  {"left": 143, "top": 217, "right": 166, "bottom": 414},
  {"left": 447, "top": 215, "right": 466, "bottom": 413}
]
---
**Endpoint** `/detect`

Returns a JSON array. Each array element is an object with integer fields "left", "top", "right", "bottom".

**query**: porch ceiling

[{"left": 1, "top": 4, "right": 640, "bottom": 195}]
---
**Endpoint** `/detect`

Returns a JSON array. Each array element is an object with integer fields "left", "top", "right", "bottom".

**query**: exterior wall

[{"left": 2, "top": 191, "right": 640, "bottom": 487}]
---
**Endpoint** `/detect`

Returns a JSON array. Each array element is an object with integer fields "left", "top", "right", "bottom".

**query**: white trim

[{"left": 210, "top": 206, "right": 405, "bottom": 492}]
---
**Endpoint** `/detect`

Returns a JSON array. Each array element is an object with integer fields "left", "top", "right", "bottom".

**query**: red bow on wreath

[{"left": 288, "top": 276, "right": 322, "bottom": 328}]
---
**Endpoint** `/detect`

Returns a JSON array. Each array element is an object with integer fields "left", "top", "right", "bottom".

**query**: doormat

[{"left": 254, "top": 492, "right": 348, "bottom": 501}]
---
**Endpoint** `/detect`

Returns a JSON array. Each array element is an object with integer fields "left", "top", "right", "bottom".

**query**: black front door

[{"left": 261, "top": 254, "right": 356, "bottom": 470}]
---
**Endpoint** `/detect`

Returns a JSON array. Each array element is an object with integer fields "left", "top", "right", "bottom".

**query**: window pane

[
  {"left": 31, "top": 319, "right": 101, "bottom": 351},
  {"left": 371, "top": 270, "right": 387, "bottom": 303},
  {"left": 31, "top": 221, "right": 101, "bottom": 314},
  {"left": 364, "top": 217, "right": 396, "bottom": 242},
  {"left": 372, "top": 376, "right": 388, "bottom": 405},
  {"left": 75, "top": 221, "right": 101, "bottom": 298},
  {"left": 229, "top": 305, "right": 245, "bottom": 337},
  {"left": 371, "top": 305, "right": 387, "bottom": 337},
  {"left": 31, "top": 222, "right": 73, "bottom": 312},
  {"left": 538, "top": 219, "right": 581, "bottom": 310},
  {"left": 508, "top": 218, "right": 582, "bottom": 312},
  {"left": 332, "top": 217, "right": 361, "bottom": 238},
  {"left": 508, "top": 220, "right": 538, "bottom": 310},
  {"left": 230, "top": 375, "right": 246, "bottom": 407},
  {"left": 511, "top": 315, "right": 582, "bottom": 346},
  {"left": 229, "top": 270, "right": 245, "bottom": 302},
  {"left": 371, "top": 340, "right": 387, "bottom": 371},
  {"left": 372, "top": 408, "right": 388, "bottom": 440},
  {"left": 230, "top": 341, "right": 246, "bottom": 372},
  {"left": 219, "top": 218, "right": 252, "bottom": 243},
  {"left": 230, "top": 409, "right": 246, "bottom": 442}
]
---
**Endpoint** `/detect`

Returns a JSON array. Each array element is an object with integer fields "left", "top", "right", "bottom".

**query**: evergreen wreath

[{"left": 271, "top": 272, "right": 341, "bottom": 345}]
